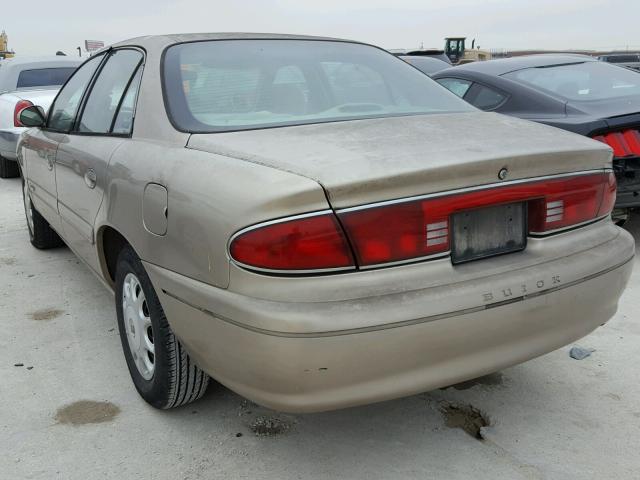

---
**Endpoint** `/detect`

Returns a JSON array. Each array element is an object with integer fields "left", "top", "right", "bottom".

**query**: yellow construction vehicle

[
  {"left": 444, "top": 37, "right": 491, "bottom": 64},
  {"left": 1, "top": 30, "right": 15, "bottom": 60}
]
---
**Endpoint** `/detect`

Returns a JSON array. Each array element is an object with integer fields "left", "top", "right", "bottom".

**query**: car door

[
  {"left": 54, "top": 48, "right": 144, "bottom": 270},
  {"left": 22, "top": 54, "right": 105, "bottom": 233}
]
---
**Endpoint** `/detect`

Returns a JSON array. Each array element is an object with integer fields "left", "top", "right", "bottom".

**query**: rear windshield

[
  {"left": 163, "top": 40, "right": 473, "bottom": 132},
  {"left": 16, "top": 67, "right": 77, "bottom": 89},
  {"left": 504, "top": 61, "right": 640, "bottom": 102}
]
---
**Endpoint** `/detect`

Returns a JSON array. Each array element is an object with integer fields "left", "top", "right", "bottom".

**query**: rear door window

[
  {"left": 112, "top": 66, "right": 143, "bottom": 134},
  {"left": 465, "top": 84, "right": 507, "bottom": 110},
  {"left": 78, "top": 49, "right": 143, "bottom": 133},
  {"left": 17, "top": 67, "right": 77, "bottom": 89},
  {"left": 436, "top": 77, "right": 472, "bottom": 98}
]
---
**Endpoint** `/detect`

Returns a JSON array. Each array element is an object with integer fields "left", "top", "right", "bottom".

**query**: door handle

[
  {"left": 46, "top": 155, "right": 54, "bottom": 171},
  {"left": 84, "top": 169, "right": 97, "bottom": 189}
]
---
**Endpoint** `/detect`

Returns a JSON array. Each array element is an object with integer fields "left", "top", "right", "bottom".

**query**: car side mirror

[{"left": 19, "top": 105, "right": 46, "bottom": 128}]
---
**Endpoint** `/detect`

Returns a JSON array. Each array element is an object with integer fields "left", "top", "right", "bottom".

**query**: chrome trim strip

[
  {"left": 227, "top": 209, "right": 356, "bottom": 275},
  {"left": 530, "top": 215, "right": 610, "bottom": 236},
  {"left": 336, "top": 169, "right": 612, "bottom": 214},
  {"left": 162, "top": 255, "right": 633, "bottom": 338},
  {"left": 358, "top": 251, "right": 451, "bottom": 270},
  {"left": 230, "top": 260, "right": 355, "bottom": 275}
]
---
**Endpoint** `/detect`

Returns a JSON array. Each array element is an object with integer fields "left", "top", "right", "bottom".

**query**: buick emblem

[{"left": 498, "top": 167, "right": 509, "bottom": 180}]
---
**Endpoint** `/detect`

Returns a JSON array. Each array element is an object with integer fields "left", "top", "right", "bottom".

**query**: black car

[
  {"left": 432, "top": 55, "right": 640, "bottom": 219},
  {"left": 389, "top": 48, "right": 452, "bottom": 65},
  {"left": 400, "top": 55, "right": 451, "bottom": 76}
]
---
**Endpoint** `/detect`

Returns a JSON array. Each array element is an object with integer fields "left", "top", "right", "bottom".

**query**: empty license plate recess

[{"left": 451, "top": 202, "right": 527, "bottom": 264}]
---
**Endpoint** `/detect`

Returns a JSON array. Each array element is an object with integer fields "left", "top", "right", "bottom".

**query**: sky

[{"left": 3, "top": 0, "right": 639, "bottom": 57}]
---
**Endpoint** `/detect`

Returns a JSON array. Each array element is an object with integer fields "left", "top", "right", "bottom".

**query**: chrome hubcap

[
  {"left": 23, "top": 181, "right": 34, "bottom": 234},
  {"left": 122, "top": 273, "right": 155, "bottom": 380}
]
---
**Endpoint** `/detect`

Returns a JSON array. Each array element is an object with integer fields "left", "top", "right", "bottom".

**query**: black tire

[
  {"left": 115, "top": 245, "right": 209, "bottom": 409},
  {"left": 0, "top": 156, "right": 20, "bottom": 178},
  {"left": 21, "top": 178, "right": 64, "bottom": 249}
]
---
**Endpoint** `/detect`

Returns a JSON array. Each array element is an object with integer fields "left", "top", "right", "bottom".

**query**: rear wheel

[
  {"left": 0, "top": 156, "right": 20, "bottom": 178},
  {"left": 115, "top": 245, "right": 209, "bottom": 408},
  {"left": 21, "top": 177, "right": 64, "bottom": 249}
]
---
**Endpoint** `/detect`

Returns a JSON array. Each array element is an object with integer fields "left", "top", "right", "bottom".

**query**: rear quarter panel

[{"left": 96, "top": 141, "right": 329, "bottom": 289}]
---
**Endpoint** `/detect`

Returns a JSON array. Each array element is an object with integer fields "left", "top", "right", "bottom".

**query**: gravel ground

[{"left": 1, "top": 175, "right": 639, "bottom": 480}]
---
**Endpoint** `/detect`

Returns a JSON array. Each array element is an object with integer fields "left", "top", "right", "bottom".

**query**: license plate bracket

[{"left": 451, "top": 202, "right": 527, "bottom": 264}]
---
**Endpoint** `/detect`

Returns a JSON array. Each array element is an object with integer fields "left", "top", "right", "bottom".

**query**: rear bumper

[
  {"left": 0, "top": 128, "right": 23, "bottom": 160},
  {"left": 146, "top": 225, "right": 635, "bottom": 413}
]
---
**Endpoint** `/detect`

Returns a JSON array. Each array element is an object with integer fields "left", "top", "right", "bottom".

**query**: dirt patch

[
  {"left": 29, "top": 308, "right": 64, "bottom": 321},
  {"left": 0, "top": 257, "right": 15, "bottom": 266},
  {"left": 249, "top": 416, "right": 292, "bottom": 437},
  {"left": 444, "top": 372, "right": 504, "bottom": 391},
  {"left": 441, "top": 403, "right": 489, "bottom": 439},
  {"left": 55, "top": 400, "right": 120, "bottom": 426}
]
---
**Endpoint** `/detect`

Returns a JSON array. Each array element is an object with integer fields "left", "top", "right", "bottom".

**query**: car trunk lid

[{"left": 188, "top": 111, "right": 612, "bottom": 209}]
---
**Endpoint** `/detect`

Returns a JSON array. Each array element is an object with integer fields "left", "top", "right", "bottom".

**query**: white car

[{"left": 0, "top": 56, "right": 81, "bottom": 177}]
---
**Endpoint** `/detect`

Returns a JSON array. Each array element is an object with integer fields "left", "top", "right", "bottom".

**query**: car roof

[
  {"left": 448, "top": 54, "right": 598, "bottom": 76},
  {"left": 400, "top": 55, "right": 449, "bottom": 64},
  {"left": 0, "top": 56, "right": 83, "bottom": 67},
  {"left": 112, "top": 32, "right": 359, "bottom": 50}
]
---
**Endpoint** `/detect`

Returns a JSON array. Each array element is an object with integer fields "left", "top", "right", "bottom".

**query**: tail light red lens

[
  {"left": 229, "top": 212, "right": 355, "bottom": 272},
  {"left": 593, "top": 129, "right": 640, "bottom": 157},
  {"left": 598, "top": 171, "right": 618, "bottom": 217},
  {"left": 339, "top": 172, "right": 615, "bottom": 267},
  {"left": 528, "top": 172, "right": 616, "bottom": 233},
  {"left": 337, "top": 200, "right": 451, "bottom": 266},
  {"left": 230, "top": 172, "right": 615, "bottom": 273},
  {"left": 13, "top": 100, "right": 34, "bottom": 127}
]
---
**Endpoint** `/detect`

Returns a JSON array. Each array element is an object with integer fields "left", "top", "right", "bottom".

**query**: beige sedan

[{"left": 16, "top": 33, "right": 634, "bottom": 412}]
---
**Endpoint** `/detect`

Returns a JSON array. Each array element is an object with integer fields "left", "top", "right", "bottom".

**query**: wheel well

[{"left": 100, "top": 227, "right": 129, "bottom": 284}]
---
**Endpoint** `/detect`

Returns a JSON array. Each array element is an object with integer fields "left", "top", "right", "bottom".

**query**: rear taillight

[
  {"left": 229, "top": 172, "right": 615, "bottom": 273},
  {"left": 527, "top": 172, "right": 616, "bottom": 233},
  {"left": 338, "top": 199, "right": 451, "bottom": 266},
  {"left": 13, "top": 100, "right": 33, "bottom": 127},
  {"left": 229, "top": 211, "right": 355, "bottom": 272},
  {"left": 592, "top": 129, "right": 640, "bottom": 157},
  {"left": 338, "top": 172, "right": 615, "bottom": 267}
]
